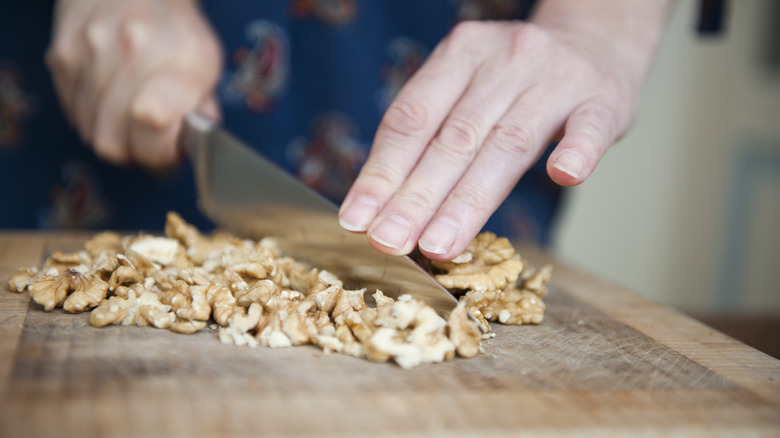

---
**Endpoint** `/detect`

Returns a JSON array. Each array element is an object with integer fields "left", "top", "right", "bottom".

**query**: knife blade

[{"left": 178, "top": 112, "right": 459, "bottom": 316}]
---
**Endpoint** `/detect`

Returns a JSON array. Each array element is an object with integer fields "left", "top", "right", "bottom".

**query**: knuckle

[
  {"left": 577, "top": 104, "right": 618, "bottom": 150},
  {"left": 381, "top": 99, "right": 428, "bottom": 136},
  {"left": 45, "top": 40, "right": 75, "bottom": 72},
  {"left": 84, "top": 22, "right": 109, "bottom": 55},
  {"left": 121, "top": 19, "right": 149, "bottom": 55},
  {"left": 489, "top": 122, "right": 535, "bottom": 157},
  {"left": 393, "top": 186, "right": 438, "bottom": 214},
  {"left": 359, "top": 161, "right": 405, "bottom": 192},
  {"left": 446, "top": 21, "right": 485, "bottom": 46},
  {"left": 598, "top": 77, "right": 629, "bottom": 106},
  {"left": 580, "top": 103, "right": 615, "bottom": 127},
  {"left": 450, "top": 183, "right": 487, "bottom": 213},
  {"left": 507, "top": 23, "right": 549, "bottom": 60},
  {"left": 438, "top": 21, "right": 485, "bottom": 56},
  {"left": 433, "top": 115, "right": 482, "bottom": 161}
]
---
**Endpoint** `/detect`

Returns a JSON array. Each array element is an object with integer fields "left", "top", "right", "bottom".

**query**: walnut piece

[
  {"left": 90, "top": 288, "right": 175, "bottom": 329},
  {"left": 8, "top": 212, "right": 550, "bottom": 369},
  {"left": 8, "top": 267, "right": 38, "bottom": 293},
  {"left": 62, "top": 273, "right": 110, "bottom": 313},
  {"left": 84, "top": 231, "right": 123, "bottom": 258},
  {"left": 447, "top": 302, "right": 482, "bottom": 358},
  {"left": 429, "top": 232, "right": 552, "bottom": 331},
  {"left": 26, "top": 269, "right": 109, "bottom": 312},
  {"left": 127, "top": 236, "right": 180, "bottom": 266}
]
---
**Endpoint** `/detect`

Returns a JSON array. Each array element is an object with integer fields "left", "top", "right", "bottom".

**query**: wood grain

[{"left": 1, "top": 232, "right": 778, "bottom": 437}]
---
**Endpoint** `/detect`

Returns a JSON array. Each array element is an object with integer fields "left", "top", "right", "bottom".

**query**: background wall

[{"left": 554, "top": 0, "right": 780, "bottom": 314}]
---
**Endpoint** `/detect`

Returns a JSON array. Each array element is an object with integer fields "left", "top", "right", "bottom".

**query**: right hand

[{"left": 46, "top": 0, "right": 223, "bottom": 168}]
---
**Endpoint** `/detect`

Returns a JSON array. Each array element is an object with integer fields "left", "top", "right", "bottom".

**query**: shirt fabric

[{"left": 0, "top": 0, "right": 563, "bottom": 246}]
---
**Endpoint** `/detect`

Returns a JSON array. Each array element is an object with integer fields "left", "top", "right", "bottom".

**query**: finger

[
  {"left": 129, "top": 73, "right": 216, "bottom": 168},
  {"left": 90, "top": 18, "right": 153, "bottom": 165},
  {"left": 547, "top": 101, "right": 619, "bottom": 186},
  {"left": 196, "top": 93, "right": 221, "bottom": 122},
  {"left": 338, "top": 40, "right": 479, "bottom": 233},
  {"left": 45, "top": 0, "right": 95, "bottom": 123},
  {"left": 418, "top": 85, "right": 571, "bottom": 260},
  {"left": 71, "top": 20, "right": 120, "bottom": 144},
  {"left": 90, "top": 67, "right": 133, "bottom": 165},
  {"left": 364, "top": 62, "right": 528, "bottom": 255}
]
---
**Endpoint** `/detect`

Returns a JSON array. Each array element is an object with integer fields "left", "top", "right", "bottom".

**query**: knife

[{"left": 178, "top": 112, "right": 459, "bottom": 316}]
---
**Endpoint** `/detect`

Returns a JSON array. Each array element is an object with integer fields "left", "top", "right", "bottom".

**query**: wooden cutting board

[{"left": 1, "top": 232, "right": 778, "bottom": 437}]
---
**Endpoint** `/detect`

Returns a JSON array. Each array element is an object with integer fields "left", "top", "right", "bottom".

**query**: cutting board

[{"left": 1, "top": 232, "right": 778, "bottom": 437}]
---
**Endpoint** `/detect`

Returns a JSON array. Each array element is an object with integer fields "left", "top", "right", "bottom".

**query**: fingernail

[
  {"left": 369, "top": 214, "right": 412, "bottom": 251},
  {"left": 339, "top": 195, "right": 378, "bottom": 232},
  {"left": 552, "top": 150, "right": 584, "bottom": 179},
  {"left": 419, "top": 217, "right": 459, "bottom": 255}
]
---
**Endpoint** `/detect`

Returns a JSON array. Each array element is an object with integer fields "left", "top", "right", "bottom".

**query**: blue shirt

[{"left": 0, "top": 0, "right": 562, "bottom": 245}]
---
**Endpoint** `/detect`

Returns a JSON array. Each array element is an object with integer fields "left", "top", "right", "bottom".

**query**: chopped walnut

[
  {"left": 8, "top": 212, "right": 550, "bottom": 369},
  {"left": 163, "top": 211, "right": 203, "bottom": 248},
  {"left": 429, "top": 232, "right": 551, "bottom": 330},
  {"left": 363, "top": 294, "right": 457, "bottom": 369},
  {"left": 447, "top": 302, "right": 483, "bottom": 358},
  {"left": 258, "top": 311, "right": 292, "bottom": 348},
  {"left": 521, "top": 264, "right": 553, "bottom": 297},
  {"left": 90, "top": 287, "right": 175, "bottom": 329},
  {"left": 108, "top": 265, "right": 144, "bottom": 291},
  {"left": 281, "top": 306, "right": 312, "bottom": 346},
  {"left": 432, "top": 232, "right": 524, "bottom": 292},
  {"left": 431, "top": 232, "right": 517, "bottom": 273},
  {"left": 62, "top": 273, "right": 110, "bottom": 313},
  {"left": 27, "top": 272, "right": 72, "bottom": 311},
  {"left": 43, "top": 250, "right": 91, "bottom": 276},
  {"left": 170, "top": 320, "right": 208, "bottom": 334},
  {"left": 8, "top": 267, "right": 39, "bottom": 292},
  {"left": 219, "top": 302, "right": 262, "bottom": 348},
  {"left": 27, "top": 269, "right": 109, "bottom": 312},
  {"left": 90, "top": 252, "right": 120, "bottom": 281},
  {"left": 460, "top": 285, "right": 547, "bottom": 326},
  {"left": 127, "top": 236, "right": 180, "bottom": 266},
  {"left": 84, "top": 231, "right": 123, "bottom": 258},
  {"left": 435, "top": 258, "right": 523, "bottom": 291}
]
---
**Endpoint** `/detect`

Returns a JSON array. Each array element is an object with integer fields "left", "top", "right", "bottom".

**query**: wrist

[{"left": 530, "top": 0, "right": 676, "bottom": 89}]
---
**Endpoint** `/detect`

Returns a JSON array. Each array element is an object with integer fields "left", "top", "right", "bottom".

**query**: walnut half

[{"left": 26, "top": 269, "right": 109, "bottom": 312}]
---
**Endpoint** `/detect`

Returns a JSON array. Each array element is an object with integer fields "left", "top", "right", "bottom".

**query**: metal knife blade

[{"left": 178, "top": 112, "right": 459, "bottom": 316}]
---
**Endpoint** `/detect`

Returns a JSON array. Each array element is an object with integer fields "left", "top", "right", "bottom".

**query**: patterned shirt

[{"left": 0, "top": 0, "right": 563, "bottom": 245}]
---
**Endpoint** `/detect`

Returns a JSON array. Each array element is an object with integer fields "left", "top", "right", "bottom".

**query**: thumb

[{"left": 547, "top": 102, "right": 619, "bottom": 186}]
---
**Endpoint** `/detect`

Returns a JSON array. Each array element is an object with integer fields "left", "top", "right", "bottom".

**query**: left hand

[{"left": 338, "top": 18, "right": 656, "bottom": 260}]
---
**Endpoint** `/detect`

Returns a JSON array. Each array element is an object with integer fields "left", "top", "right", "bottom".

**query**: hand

[
  {"left": 46, "top": 0, "right": 222, "bottom": 168},
  {"left": 339, "top": 0, "right": 673, "bottom": 260}
]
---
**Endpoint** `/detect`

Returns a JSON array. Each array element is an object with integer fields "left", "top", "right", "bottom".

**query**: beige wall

[{"left": 554, "top": 0, "right": 780, "bottom": 313}]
